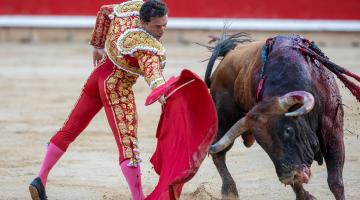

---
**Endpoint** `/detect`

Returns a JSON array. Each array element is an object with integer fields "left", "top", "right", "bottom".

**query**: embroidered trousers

[{"left": 50, "top": 58, "right": 141, "bottom": 164}]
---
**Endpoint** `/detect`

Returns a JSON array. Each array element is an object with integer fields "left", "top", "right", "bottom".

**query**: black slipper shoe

[{"left": 29, "top": 177, "right": 48, "bottom": 200}]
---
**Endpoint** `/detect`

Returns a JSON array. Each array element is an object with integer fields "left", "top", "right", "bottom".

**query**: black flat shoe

[{"left": 29, "top": 177, "right": 48, "bottom": 200}]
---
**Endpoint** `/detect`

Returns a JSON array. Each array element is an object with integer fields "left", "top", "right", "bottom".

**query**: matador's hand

[
  {"left": 158, "top": 95, "right": 166, "bottom": 105},
  {"left": 92, "top": 48, "right": 106, "bottom": 67}
]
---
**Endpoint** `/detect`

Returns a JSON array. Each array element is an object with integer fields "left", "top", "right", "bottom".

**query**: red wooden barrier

[{"left": 1, "top": 0, "right": 359, "bottom": 20}]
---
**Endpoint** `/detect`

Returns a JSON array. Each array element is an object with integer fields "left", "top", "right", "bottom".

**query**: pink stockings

[
  {"left": 120, "top": 160, "right": 145, "bottom": 200},
  {"left": 37, "top": 143, "right": 144, "bottom": 199},
  {"left": 38, "top": 143, "right": 64, "bottom": 187}
]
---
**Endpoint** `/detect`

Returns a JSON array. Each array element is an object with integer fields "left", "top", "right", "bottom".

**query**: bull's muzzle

[{"left": 279, "top": 166, "right": 312, "bottom": 185}]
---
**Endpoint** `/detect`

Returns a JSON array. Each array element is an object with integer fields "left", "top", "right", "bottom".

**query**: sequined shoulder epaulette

[
  {"left": 116, "top": 28, "right": 165, "bottom": 56},
  {"left": 113, "top": 0, "right": 143, "bottom": 18}
]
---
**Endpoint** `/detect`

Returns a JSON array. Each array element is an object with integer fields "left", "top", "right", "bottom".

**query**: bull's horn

[
  {"left": 278, "top": 91, "right": 315, "bottom": 117},
  {"left": 209, "top": 117, "right": 248, "bottom": 154}
]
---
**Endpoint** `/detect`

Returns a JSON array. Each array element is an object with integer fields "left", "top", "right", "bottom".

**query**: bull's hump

[
  {"left": 234, "top": 40, "right": 264, "bottom": 51},
  {"left": 230, "top": 41, "right": 265, "bottom": 110}
]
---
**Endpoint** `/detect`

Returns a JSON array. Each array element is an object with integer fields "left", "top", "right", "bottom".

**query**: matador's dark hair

[{"left": 140, "top": 0, "right": 168, "bottom": 23}]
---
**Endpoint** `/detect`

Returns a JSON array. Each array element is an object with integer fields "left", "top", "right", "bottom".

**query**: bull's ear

[
  {"left": 314, "top": 150, "right": 323, "bottom": 165},
  {"left": 241, "top": 132, "right": 255, "bottom": 148},
  {"left": 278, "top": 91, "right": 315, "bottom": 117}
]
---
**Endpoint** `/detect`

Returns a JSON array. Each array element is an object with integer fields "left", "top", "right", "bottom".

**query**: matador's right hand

[{"left": 92, "top": 48, "right": 106, "bottom": 67}]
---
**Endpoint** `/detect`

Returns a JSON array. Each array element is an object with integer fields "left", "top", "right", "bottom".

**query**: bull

[{"left": 205, "top": 33, "right": 360, "bottom": 200}]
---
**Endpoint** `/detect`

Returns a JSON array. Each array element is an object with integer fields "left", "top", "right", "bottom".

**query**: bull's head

[{"left": 210, "top": 91, "right": 320, "bottom": 185}]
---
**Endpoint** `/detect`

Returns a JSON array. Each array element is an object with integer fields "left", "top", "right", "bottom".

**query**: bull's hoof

[
  {"left": 221, "top": 194, "right": 239, "bottom": 200},
  {"left": 221, "top": 183, "right": 239, "bottom": 200},
  {"left": 296, "top": 192, "right": 317, "bottom": 200}
]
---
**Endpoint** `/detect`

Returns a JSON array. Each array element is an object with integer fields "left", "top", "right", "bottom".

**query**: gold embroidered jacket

[{"left": 90, "top": 0, "right": 166, "bottom": 89}]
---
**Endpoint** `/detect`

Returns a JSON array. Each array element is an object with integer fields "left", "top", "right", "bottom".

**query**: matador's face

[{"left": 141, "top": 15, "right": 168, "bottom": 40}]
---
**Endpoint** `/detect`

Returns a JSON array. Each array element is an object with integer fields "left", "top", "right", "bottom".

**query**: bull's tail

[
  {"left": 299, "top": 44, "right": 360, "bottom": 102},
  {"left": 204, "top": 32, "right": 252, "bottom": 88}
]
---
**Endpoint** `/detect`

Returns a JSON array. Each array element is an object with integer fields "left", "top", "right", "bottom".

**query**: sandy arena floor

[{"left": 0, "top": 34, "right": 359, "bottom": 200}]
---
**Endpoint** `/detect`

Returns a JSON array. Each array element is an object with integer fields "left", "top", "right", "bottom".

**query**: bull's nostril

[{"left": 293, "top": 173, "right": 300, "bottom": 179}]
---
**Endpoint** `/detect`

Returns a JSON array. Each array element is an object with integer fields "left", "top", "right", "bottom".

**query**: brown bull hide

[
  {"left": 206, "top": 34, "right": 348, "bottom": 200},
  {"left": 211, "top": 41, "right": 264, "bottom": 111}
]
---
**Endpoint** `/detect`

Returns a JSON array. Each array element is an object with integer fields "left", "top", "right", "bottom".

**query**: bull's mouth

[{"left": 279, "top": 167, "right": 311, "bottom": 185}]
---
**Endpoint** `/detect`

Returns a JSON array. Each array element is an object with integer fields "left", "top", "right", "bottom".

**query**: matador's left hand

[
  {"left": 158, "top": 95, "right": 166, "bottom": 105},
  {"left": 92, "top": 48, "right": 106, "bottom": 67}
]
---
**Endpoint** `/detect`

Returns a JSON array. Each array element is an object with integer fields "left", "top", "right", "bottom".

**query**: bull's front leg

[
  {"left": 212, "top": 148, "right": 239, "bottom": 199},
  {"left": 211, "top": 91, "right": 243, "bottom": 199},
  {"left": 291, "top": 183, "right": 316, "bottom": 200},
  {"left": 324, "top": 134, "right": 345, "bottom": 200}
]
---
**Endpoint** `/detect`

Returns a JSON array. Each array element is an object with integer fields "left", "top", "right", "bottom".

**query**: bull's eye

[{"left": 283, "top": 127, "right": 294, "bottom": 139}]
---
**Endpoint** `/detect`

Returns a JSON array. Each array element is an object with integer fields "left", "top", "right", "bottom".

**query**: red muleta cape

[{"left": 145, "top": 69, "right": 217, "bottom": 200}]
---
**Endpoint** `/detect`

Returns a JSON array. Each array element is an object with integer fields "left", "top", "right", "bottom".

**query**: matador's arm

[
  {"left": 135, "top": 51, "right": 166, "bottom": 90},
  {"left": 90, "top": 5, "right": 115, "bottom": 66},
  {"left": 89, "top": 4, "right": 115, "bottom": 49}
]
